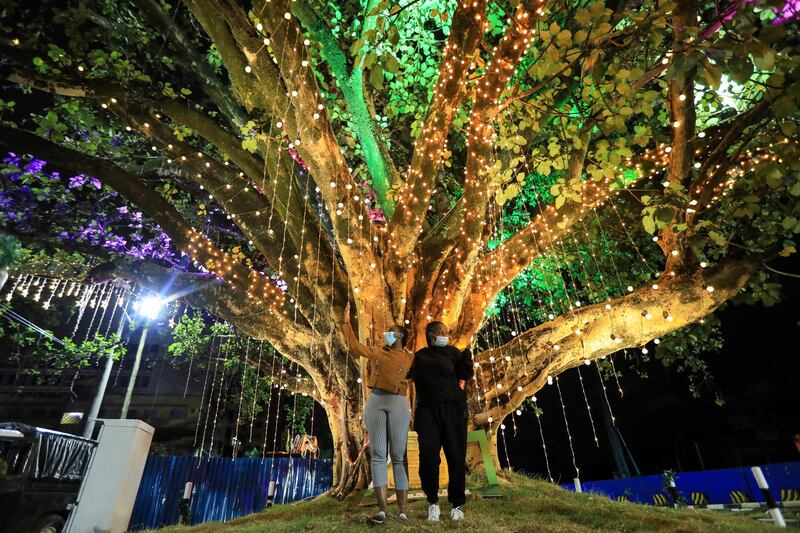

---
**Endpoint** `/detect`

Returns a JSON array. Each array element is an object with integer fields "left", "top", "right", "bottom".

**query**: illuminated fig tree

[{"left": 1, "top": 0, "right": 798, "bottom": 495}]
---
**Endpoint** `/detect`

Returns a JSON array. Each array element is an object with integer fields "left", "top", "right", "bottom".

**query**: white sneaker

[
  {"left": 427, "top": 503, "right": 440, "bottom": 521},
  {"left": 451, "top": 506, "right": 465, "bottom": 521}
]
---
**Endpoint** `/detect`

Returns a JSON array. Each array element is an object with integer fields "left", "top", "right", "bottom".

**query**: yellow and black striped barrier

[
  {"left": 652, "top": 493, "right": 670, "bottom": 507},
  {"left": 780, "top": 488, "right": 799, "bottom": 502},
  {"left": 691, "top": 492, "right": 709, "bottom": 507},
  {"left": 730, "top": 490, "right": 750, "bottom": 505}
]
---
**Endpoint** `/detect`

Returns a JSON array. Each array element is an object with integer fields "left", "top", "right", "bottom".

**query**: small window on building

[
  {"left": 60, "top": 412, "right": 84, "bottom": 425},
  {"left": 169, "top": 408, "right": 186, "bottom": 420}
]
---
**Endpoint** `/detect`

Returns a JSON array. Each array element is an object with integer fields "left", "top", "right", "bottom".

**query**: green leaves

[
  {"left": 0, "top": 233, "right": 22, "bottom": 269},
  {"left": 708, "top": 231, "right": 727, "bottom": 247},
  {"left": 641, "top": 206, "right": 675, "bottom": 234},
  {"left": 369, "top": 63, "right": 384, "bottom": 89},
  {"left": 727, "top": 55, "right": 754, "bottom": 85},
  {"left": 699, "top": 58, "right": 722, "bottom": 90},
  {"left": 241, "top": 137, "right": 257, "bottom": 153},
  {"left": 575, "top": 8, "right": 591, "bottom": 27},
  {"left": 642, "top": 210, "right": 656, "bottom": 234},
  {"left": 752, "top": 48, "right": 776, "bottom": 71},
  {"left": 349, "top": 38, "right": 364, "bottom": 57},
  {"left": 655, "top": 206, "right": 675, "bottom": 224},
  {"left": 782, "top": 216, "right": 800, "bottom": 233},
  {"left": 168, "top": 313, "right": 211, "bottom": 360},
  {"left": 383, "top": 53, "right": 400, "bottom": 74}
]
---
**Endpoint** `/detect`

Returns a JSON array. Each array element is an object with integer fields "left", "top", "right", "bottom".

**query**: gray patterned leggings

[{"left": 365, "top": 389, "right": 411, "bottom": 490}]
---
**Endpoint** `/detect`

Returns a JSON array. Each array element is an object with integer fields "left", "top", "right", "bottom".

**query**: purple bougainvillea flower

[
  {"left": 3, "top": 152, "right": 22, "bottom": 167},
  {"left": 369, "top": 209, "right": 386, "bottom": 223},
  {"left": 69, "top": 174, "right": 87, "bottom": 188},
  {"left": 287, "top": 143, "right": 309, "bottom": 169},
  {"left": 775, "top": 0, "right": 800, "bottom": 23},
  {"left": 23, "top": 158, "right": 46, "bottom": 175},
  {"left": 104, "top": 235, "right": 127, "bottom": 250},
  {"left": 109, "top": 136, "right": 122, "bottom": 147},
  {"left": 88, "top": 177, "right": 101, "bottom": 189}
]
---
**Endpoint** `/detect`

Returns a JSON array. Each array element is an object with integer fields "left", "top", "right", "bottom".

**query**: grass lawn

[{"left": 147, "top": 472, "right": 790, "bottom": 532}]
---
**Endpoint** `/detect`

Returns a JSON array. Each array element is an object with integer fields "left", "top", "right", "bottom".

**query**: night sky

[{"left": 500, "top": 254, "right": 800, "bottom": 482}]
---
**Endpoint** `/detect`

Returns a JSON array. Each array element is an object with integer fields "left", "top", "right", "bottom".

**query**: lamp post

[
  {"left": 82, "top": 313, "right": 127, "bottom": 438},
  {"left": 121, "top": 296, "right": 164, "bottom": 419}
]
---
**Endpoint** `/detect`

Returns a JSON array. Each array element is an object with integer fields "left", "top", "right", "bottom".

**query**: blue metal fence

[
  {"left": 561, "top": 461, "right": 800, "bottom": 505},
  {"left": 129, "top": 455, "right": 333, "bottom": 530}
]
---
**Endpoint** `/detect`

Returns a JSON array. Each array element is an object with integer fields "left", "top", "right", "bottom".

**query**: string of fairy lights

[{"left": 3, "top": 0, "right": 795, "bottom": 493}]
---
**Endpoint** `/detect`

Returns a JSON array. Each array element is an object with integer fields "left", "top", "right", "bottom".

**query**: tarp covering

[
  {"left": 0, "top": 422, "right": 95, "bottom": 481},
  {"left": 129, "top": 455, "right": 333, "bottom": 530},
  {"left": 560, "top": 461, "right": 800, "bottom": 505}
]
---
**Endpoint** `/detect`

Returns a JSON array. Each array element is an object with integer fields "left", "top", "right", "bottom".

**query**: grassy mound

[{"left": 149, "top": 472, "right": 787, "bottom": 532}]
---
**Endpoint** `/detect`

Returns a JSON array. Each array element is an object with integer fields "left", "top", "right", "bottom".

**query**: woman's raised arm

[{"left": 343, "top": 302, "right": 381, "bottom": 360}]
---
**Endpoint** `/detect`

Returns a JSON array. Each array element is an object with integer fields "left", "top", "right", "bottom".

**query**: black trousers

[{"left": 415, "top": 400, "right": 468, "bottom": 506}]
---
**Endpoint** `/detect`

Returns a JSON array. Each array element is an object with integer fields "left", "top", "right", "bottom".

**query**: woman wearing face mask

[
  {"left": 408, "top": 321, "right": 474, "bottom": 522},
  {"left": 343, "top": 302, "right": 414, "bottom": 524}
]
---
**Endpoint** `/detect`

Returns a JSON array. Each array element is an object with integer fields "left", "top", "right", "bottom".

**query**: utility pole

[
  {"left": 120, "top": 295, "right": 164, "bottom": 419},
  {"left": 83, "top": 314, "right": 127, "bottom": 438},
  {"left": 120, "top": 323, "right": 149, "bottom": 419}
]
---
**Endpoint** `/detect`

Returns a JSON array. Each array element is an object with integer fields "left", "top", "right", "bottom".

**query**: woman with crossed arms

[{"left": 409, "top": 320, "right": 474, "bottom": 522}]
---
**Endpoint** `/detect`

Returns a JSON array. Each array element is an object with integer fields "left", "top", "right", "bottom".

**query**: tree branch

[
  {"left": 246, "top": 355, "right": 316, "bottom": 397},
  {"left": 134, "top": 0, "right": 250, "bottom": 129},
  {"left": 471, "top": 254, "right": 759, "bottom": 426},
  {"left": 419, "top": 2, "right": 541, "bottom": 328},
  {"left": 387, "top": 0, "right": 487, "bottom": 258},
  {"left": 454, "top": 171, "right": 610, "bottom": 342},
  {"left": 194, "top": 0, "right": 379, "bottom": 289},
  {"left": 292, "top": 0, "right": 400, "bottom": 217},
  {"left": 0, "top": 126, "right": 290, "bottom": 309}
]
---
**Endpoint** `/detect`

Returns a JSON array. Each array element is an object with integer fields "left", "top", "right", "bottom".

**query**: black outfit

[{"left": 409, "top": 345, "right": 474, "bottom": 507}]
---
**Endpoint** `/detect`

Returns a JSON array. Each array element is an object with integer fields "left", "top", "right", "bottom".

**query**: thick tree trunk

[{"left": 322, "top": 378, "right": 370, "bottom": 497}]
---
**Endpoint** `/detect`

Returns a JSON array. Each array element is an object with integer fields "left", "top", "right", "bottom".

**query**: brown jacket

[{"left": 343, "top": 321, "right": 414, "bottom": 395}]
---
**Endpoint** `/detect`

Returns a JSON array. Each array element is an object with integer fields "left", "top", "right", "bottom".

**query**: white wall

[{"left": 66, "top": 419, "right": 154, "bottom": 533}]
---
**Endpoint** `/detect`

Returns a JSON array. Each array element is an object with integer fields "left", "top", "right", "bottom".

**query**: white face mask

[
  {"left": 433, "top": 335, "right": 449, "bottom": 347},
  {"left": 384, "top": 332, "right": 397, "bottom": 346}
]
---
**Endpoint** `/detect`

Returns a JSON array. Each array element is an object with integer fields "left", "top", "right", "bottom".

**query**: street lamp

[
  {"left": 136, "top": 296, "right": 165, "bottom": 321},
  {"left": 121, "top": 295, "right": 166, "bottom": 419},
  {"left": 83, "top": 309, "right": 128, "bottom": 438}
]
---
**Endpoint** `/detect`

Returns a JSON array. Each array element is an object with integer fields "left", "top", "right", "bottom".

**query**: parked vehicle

[{"left": 0, "top": 423, "right": 96, "bottom": 533}]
